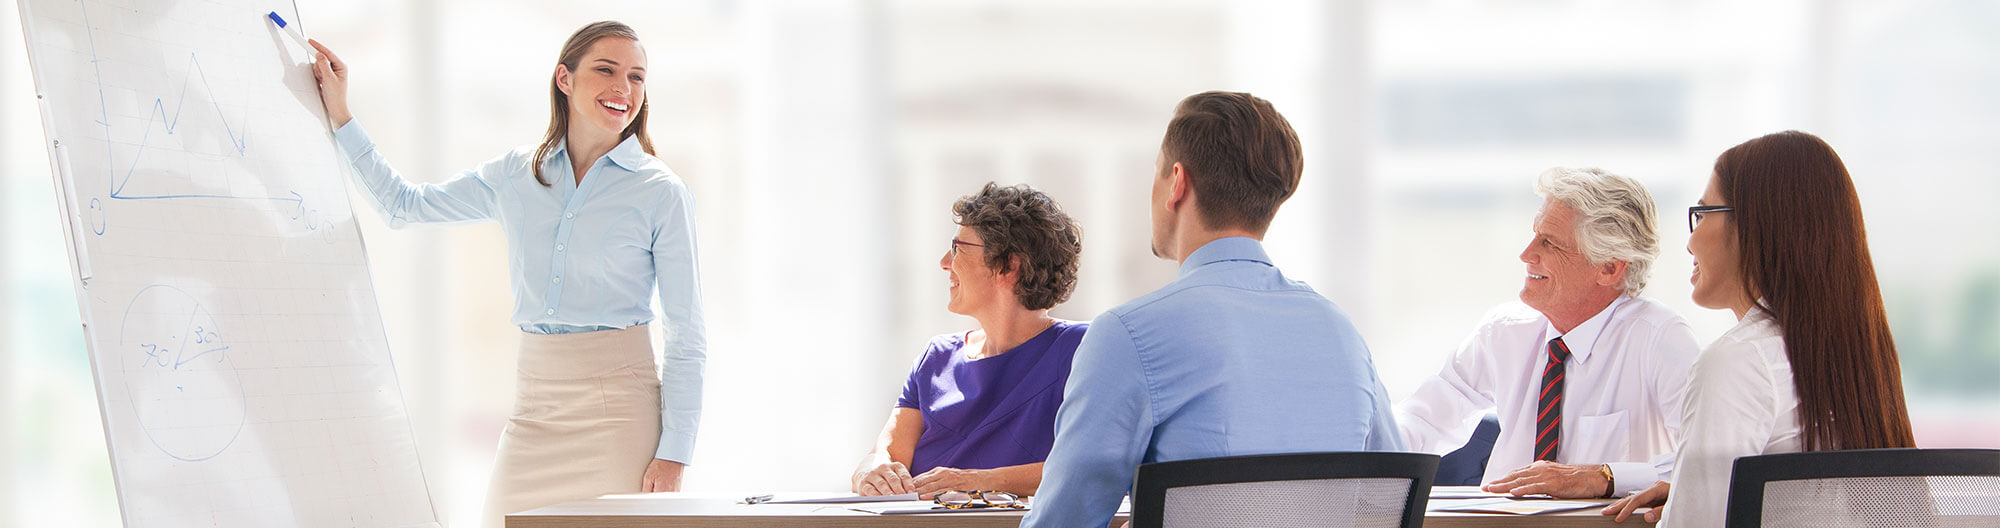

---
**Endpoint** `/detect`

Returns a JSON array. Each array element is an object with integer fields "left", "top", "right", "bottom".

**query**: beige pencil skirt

[{"left": 482, "top": 325, "right": 661, "bottom": 528}]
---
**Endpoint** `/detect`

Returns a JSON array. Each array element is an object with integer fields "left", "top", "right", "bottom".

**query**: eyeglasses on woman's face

[
  {"left": 1688, "top": 205, "right": 1733, "bottom": 232},
  {"left": 949, "top": 238, "right": 985, "bottom": 259}
]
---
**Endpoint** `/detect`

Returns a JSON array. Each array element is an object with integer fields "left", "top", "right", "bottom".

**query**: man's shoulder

[
  {"left": 1616, "top": 295, "right": 1690, "bottom": 323},
  {"left": 1475, "top": 301, "right": 1549, "bottom": 330},
  {"left": 1602, "top": 297, "right": 1702, "bottom": 369},
  {"left": 1099, "top": 277, "right": 1202, "bottom": 321},
  {"left": 1106, "top": 269, "right": 1330, "bottom": 321},
  {"left": 1604, "top": 296, "right": 1698, "bottom": 339}
]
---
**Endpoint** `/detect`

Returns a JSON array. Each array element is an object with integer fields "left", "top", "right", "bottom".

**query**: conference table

[{"left": 507, "top": 488, "right": 1656, "bottom": 527}]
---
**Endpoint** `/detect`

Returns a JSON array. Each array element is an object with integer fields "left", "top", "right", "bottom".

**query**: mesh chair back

[
  {"left": 1727, "top": 448, "right": 2000, "bottom": 528},
  {"left": 1163, "top": 478, "right": 1411, "bottom": 528},
  {"left": 1134, "top": 452, "right": 1439, "bottom": 528}
]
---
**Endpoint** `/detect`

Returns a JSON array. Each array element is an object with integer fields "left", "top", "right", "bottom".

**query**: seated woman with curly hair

[{"left": 850, "top": 182, "right": 1086, "bottom": 499}]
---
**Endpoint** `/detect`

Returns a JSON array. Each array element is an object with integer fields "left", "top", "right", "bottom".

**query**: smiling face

[
  {"left": 940, "top": 226, "right": 1012, "bottom": 316},
  {"left": 1689, "top": 172, "right": 1753, "bottom": 315},
  {"left": 1519, "top": 198, "right": 1623, "bottom": 328},
  {"left": 556, "top": 37, "right": 647, "bottom": 142}
]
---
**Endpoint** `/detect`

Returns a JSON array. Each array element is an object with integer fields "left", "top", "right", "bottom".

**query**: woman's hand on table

[
  {"left": 1602, "top": 480, "right": 1669, "bottom": 523},
  {"left": 852, "top": 461, "right": 916, "bottom": 496}
]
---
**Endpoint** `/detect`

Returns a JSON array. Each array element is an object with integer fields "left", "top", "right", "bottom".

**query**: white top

[
  {"left": 1659, "top": 307, "right": 1801, "bottom": 527},
  {"left": 1395, "top": 295, "right": 1700, "bottom": 496}
]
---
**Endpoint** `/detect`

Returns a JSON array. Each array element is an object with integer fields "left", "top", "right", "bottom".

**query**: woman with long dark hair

[
  {"left": 1604, "top": 130, "right": 1915, "bottom": 525},
  {"left": 308, "top": 22, "right": 705, "bottom": 527}
]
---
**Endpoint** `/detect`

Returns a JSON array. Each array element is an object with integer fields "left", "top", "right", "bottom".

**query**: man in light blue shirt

[{"left": 1022, "top": 91, "right": 1403, "bottom": 528}]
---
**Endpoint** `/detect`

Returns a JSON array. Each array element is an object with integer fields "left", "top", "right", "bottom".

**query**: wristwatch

[{"left": 1598, "top": 464, "right": 1617, "bottom": 498}]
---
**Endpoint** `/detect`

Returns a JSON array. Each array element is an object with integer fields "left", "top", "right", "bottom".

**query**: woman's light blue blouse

[{"left": 332, "top": 120, "right": 706, "bottom": 464}]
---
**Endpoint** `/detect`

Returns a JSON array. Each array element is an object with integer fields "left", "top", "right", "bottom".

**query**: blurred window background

[{"left": 3, "top": 1, "right": 1995, "bottom": 525}]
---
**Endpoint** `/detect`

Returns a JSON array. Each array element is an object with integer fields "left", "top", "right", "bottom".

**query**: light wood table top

[{"left": 507, "top": 491, "right": 1656, "bottom": 528}]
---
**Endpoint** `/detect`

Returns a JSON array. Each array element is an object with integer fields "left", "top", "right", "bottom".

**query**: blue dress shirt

[
  {"left": 1022, "top": 237, "right": 1403, "bottom": 527},
  {"left": 333, "top": 121, "right": 707, "bottom": 463}
]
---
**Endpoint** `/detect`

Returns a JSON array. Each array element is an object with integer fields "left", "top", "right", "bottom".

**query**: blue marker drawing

[
  {"left": 101, "top": 52, "right": 251, "bottom": 199},
  {"left": 118, "top": 284, "right": 246, "bottom": 462},
  {"left": 74, "top": 2, "right": 336, "bottom": 238}
]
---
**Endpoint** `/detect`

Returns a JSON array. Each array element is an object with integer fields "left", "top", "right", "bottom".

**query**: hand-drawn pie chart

[{"left": 118, "top": 284, "right": 246, "bottom": 461}]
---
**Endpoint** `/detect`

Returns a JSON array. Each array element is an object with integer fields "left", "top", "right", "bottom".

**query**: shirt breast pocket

[{"left": 1572, "top": 411, "right": 1630, "bottom": 463}]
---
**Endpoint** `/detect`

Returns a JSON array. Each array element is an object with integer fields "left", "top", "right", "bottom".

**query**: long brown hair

[
  {"left": 1714, "top": 130, "right": 1915, "bottom": 451},
  {"left": 531, "top": 21, "right": 656, "bottom": 186}
]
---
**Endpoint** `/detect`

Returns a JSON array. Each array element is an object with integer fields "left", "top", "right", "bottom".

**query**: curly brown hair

[{"left": 952, "top": 182, "right": 1083, "bottom": 311}]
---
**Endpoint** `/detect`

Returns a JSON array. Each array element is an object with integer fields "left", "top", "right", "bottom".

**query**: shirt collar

[
  {"left": 1544, "top": 295, "right": 1631, "bottom": 364},
  {"left": 550, "top": 133, "right": 651, "bottom": 176},
  {"left": 604, "top": 133, "right": 650, "bottom": 171},
  {"left": 1178, "top": 237, "right": 1273, "bottom": 278},
  {"left": 1740, "top": 299, "right": 1775, "bottom": 327}
]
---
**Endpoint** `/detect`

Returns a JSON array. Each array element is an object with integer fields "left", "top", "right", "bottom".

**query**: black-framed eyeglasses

[
  {"left": 949, "top": 238, "right": 984, "bottom": 258},
  {"left": 1688, "top": 205, "right": 1733, "bottom": 232},
  {"left": 934, "top": 490, "right": 1023, "bottom": 510}
]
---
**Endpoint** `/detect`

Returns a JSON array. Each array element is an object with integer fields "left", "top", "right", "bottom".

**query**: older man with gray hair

[{"left": 1396, "top": 167, "right": 1700, "bottom": 499}]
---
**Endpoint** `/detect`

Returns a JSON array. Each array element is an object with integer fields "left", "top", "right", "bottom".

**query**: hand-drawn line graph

[
  {"left": 117, "top": 284, "right": 246, "bottom": 462},
  {"left": 75, "top": 0, "right": 337, "bottom": 240},
  {"left": 26, "top": 1, "right": 443, "bottom": 524}
]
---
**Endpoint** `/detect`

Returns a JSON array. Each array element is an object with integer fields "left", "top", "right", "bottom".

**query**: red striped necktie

[{"left": 1535, "top": 337, "right": 1571, "bottom": 462}]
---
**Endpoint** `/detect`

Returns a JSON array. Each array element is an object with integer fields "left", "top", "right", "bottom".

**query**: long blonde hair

[{"left": 530, "top": 21, "right": 656, "bottom": 186}]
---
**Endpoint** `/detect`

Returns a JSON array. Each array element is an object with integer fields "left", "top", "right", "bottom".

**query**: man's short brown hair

[
  {"left": 1161, "top": 91, "right": 1304, "bottom": 233},
  {"left": 953, "top": 182, "right": 1084, "bottom": 311}
]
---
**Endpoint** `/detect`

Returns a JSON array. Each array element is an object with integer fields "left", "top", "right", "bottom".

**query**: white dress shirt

[
  {"left": 1659, "top": 307, "right": 1800, "bottom": 527},
  {"left": 1396, "top": 295, "right": 1700, "bottom": 496}
]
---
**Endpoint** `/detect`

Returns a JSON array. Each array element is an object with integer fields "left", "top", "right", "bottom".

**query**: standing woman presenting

[{"left": 306, "top": 22, "right": 706, "bottom": 527}]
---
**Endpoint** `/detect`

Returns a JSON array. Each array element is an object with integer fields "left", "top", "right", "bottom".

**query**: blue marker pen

[{"left": 265, "top": 12, "right": 315, "bottom": 55}]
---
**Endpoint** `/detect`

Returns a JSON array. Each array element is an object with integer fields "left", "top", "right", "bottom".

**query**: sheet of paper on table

[
  {"left": 1428, "top": 485, "right": 1512, "bottom": 500},
  {"left": 845, "top": 495, "right": 1135, "bottom": 515},
  {"left": 848, "top": 501, "right": 1028, "bottom": 515},
  {"left": 1429, "top": 498, "right": 1614, "bottom": 515},
  {"left": 760, "top": 493, "right": 921, "bottom": 504}
]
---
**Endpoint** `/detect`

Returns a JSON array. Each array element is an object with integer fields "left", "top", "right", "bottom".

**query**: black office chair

[
  {"left": 1725, "top": 448, "right": 2000, "bottom": 527},
  {"left": 1434, "top": 413, "right": 1501, "bottom": 486},
  {"left": 1132, "top": 451, "right": 1440, "bottom": 528}
]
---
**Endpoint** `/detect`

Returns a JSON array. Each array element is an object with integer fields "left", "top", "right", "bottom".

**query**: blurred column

[
  {"left": 1804, "top": 0, "right": 1844, "bottom": 135},
  {"left": 0, "top": 5, "right": 16, "bottom": 518},
  {"left": 401, "top": 0, "right": 451, "bottom": 520},
  {"left": 1315, "top": 0, "right": 1375, "bottom": 328},
  {"left": 727, "top": 0, "right": 894, "bottom": 488},
  {"left": 857, "top": 0, "right": 903, "bottom": 385}
]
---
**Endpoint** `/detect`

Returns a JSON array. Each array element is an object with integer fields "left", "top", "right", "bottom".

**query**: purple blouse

[{"left": 897, "top": 321, "right": 1088, "bottom": 475}]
